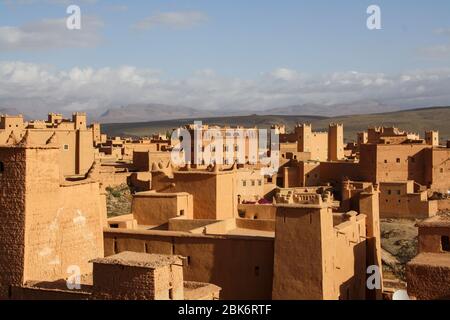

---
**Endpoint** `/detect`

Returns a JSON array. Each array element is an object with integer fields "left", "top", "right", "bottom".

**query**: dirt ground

[
  {"left": 106, "top": 184, "right": 132, "bottom": 217},
  {"left": 380, "top": 218, "right": 419, "bottom": 281}
]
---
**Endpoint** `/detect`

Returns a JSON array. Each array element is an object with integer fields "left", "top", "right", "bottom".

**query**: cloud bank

[{"left": 1, "top": 62, "right": 450, "bottom": 118}]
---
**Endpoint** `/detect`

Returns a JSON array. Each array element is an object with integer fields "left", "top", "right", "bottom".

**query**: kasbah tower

[{"left": 0, "top": 134, "right": 105, "bottom": 298}]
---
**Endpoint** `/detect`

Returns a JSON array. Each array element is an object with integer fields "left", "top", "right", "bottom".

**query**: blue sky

[{"left": 0, "top": 0, "right": 449, "bottom": 115}]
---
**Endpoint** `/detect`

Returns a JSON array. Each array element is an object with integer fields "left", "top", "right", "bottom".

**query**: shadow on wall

[{"left": 339, "top": 241, "right": 367, "bottom": 300}]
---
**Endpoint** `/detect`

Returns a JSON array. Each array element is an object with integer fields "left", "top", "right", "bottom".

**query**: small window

[
  {"left": 251, "top": 180, "right": 255, "bottom": 186},
  {"left": 384, "top": 160, "right": 388, "bottom": 163},
  {"left": 442, "top": 236, "right": 450, "bottom": 252},
  {"left": 109, "top": 224, "right": 119, "bottom": 228},
  {"left": 396, "top": 158, "right": 400, "bottom": 163},
  {"left": 242, "top": 180, "right": 246, "bottom": 187},
  {"left": 440, "top": 168, "right": 444, "bottom": 174},
  {"left": 179, "top": 210, "right": 185, "bottom": 216},
  {"left": 63, "top": 144, "right": 69, "bottom": 151},
  {"left": 258, "top": 180, "right": 262, "bottom": 186}
]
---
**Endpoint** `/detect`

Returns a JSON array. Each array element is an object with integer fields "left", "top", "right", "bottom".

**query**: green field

[{"left": 101, "top": 106, "right": 450, "bottom": 142}]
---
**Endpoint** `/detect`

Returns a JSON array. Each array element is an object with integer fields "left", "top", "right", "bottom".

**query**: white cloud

[
  {"left": 0, "top": 16, "right": 103, "bottom": 51},
  {"left": 133, "top": 11, "right": 208, "bottom": 30},
  {"left": 1, "top": 61, "right": 450, "bottom": 117},
  {"left": 269, "top": 68, "right": 300, "bottom": 81}
]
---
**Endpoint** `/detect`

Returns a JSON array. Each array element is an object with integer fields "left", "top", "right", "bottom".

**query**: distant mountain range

[
  {"left": 97, "top": 103, "right": 218, "bottom": 123},
  {"left": 95, "top": 100, "right": 401, "bottom": 123},
  {"left": 0, "top": 100, "right": 445, "bottom": 127},
  {"left": 101, "top": 106, "right": 450, "bottom": 142}
]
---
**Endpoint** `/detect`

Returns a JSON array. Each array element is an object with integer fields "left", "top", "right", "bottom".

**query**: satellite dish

[{"left": 392, "top": 290, "right": 410, "bottom": 300}]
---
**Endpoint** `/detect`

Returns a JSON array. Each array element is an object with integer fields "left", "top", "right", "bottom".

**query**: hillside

[{"left": 101, "top": 106, "right": 450, "bottom": 142}]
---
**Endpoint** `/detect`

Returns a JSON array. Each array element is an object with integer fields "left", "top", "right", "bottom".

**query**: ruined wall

[
  {"left": 407, "top": 253, "right": 450, "bottom": 300},
  {"left": 103, "top": 230, "right": 274, "bottom": 300},
  {"left": 93, "top": 263, "right": 157, "bottom": 300},
  {"left": 10, "top": 285, "right": 90, "bottom": 300},
  {"left": 0, "top": 147, "right": 27, "bottom": 298},
  {"left": 22, "top": 147, "right": 104, "bottom": 284}
]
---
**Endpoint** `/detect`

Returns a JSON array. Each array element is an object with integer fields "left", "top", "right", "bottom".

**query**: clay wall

[{"left": 103, "top": 229, "right": 274, "bottom": 300}]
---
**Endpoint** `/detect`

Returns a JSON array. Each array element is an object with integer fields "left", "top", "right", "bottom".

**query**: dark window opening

[
  {"left": 113, "top": 238, "right": 118, "bottom": 254},
  {"left": 396, "top": 158, "right": 400, "bottom": 163},
  {"left": 179, "top": 209, "right": 185, "bottom": 216},
  {"left": 442, "top": 236, "right": 450, "bottom": 252},
  {"left": 110, "top": 223, "right": 119, "bottom": 228}
]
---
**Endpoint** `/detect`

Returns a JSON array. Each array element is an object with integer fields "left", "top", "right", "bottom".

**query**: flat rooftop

[
  {"left": 224, "top": 228, "right": 274, "bottom": 238},
  {"left": 91, "top": 252, "right": 182, "bottom": 269},
  {"left": 408, "top": 253, "right": 450, "bottom": 268},
  {"left": 416, "top": 214, "right": 450, "bottom": 228}
]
